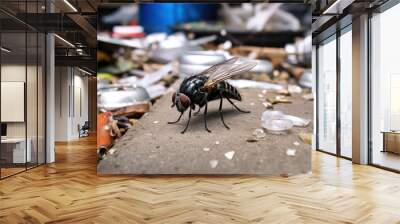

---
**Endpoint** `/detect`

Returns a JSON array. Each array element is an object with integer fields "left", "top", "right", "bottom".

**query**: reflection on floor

[
  {"left": 373, "top": 150, "right": 400, "bottom": 171},
  {"left": 0, "top": 167, "right": 25, "bottom": 178},
  {"left": 0, "top": 135, "right": 400, "bottom": 223},
  {"left": 0, "top": 163, "right": 42, "bottom": 179}
]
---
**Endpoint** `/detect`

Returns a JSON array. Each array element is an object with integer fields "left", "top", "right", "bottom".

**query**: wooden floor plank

[{"left": 1, "top": 135, "right": 400, "bottom": 223}]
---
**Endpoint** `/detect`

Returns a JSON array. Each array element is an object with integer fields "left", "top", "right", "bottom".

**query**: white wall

[{"left": 54, "top": 67, "right": 89, "bottom": 141}]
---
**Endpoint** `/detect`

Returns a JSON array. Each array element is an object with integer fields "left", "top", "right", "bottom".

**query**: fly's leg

[
  {"left": 226, "top": 97, "right": 250, "bottom": 113},
  {"left": 203, "top": 100, "right": 212, "bottom": 133},
  {"left": 193, "top": 106, "right": 201, "bottom": 116},
  {"left": 168, "top": 112, "right": 183, "bottom": 124},
  {"left": 181, "top": 109, "right": 192, "bottom": 134},
  {"left": 219, "top": 94, "right": 230, "bottom": 129}
]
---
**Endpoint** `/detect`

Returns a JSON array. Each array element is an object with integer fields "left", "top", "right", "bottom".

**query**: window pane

[
  {"left": 317, "top": 37, "right": 337, "bottom": 154},
  {"left": 340, "top": 29, "right": 352, "bottom": 158},
  {"left": 371, "top": 4, "right": 400, "bottom": 171},
  {"left": 1, "top": 31, "right": 27, "bottom": 177}
]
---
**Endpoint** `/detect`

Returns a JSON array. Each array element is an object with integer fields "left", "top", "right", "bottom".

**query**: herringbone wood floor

[{"left": 1, "top": 136, "right": 400, "bottom": 224}]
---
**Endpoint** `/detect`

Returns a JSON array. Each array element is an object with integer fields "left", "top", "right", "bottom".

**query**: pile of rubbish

[{"left": 97, "top": 3, "right": 312, "bottom": 160}]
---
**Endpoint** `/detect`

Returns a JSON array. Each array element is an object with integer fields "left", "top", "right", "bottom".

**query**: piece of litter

[
  {"left": 253, "top": 128, "right": 266, "bottom": 140},
  {"left": 153, "top": 120, "right": 159, "bottom": 124},
  {"left": 203, "top": 147, "right": 210, "bottom": 152},
  {"left": 215, "top": 141, "right": 220, "bottom": 145},
  {"left": 247, "top": 137, "right": 258, "bottom": 142},
  {"left": 288, "top": 84, "right": 302, "bottom": 94},
  {"left": 210, "top": 160, "right": 219, "bottom": 168},
  {"left": 293, "top": 141, "right": 300, "bottom": 146},
  {"left": 262, "top": 119, "right": 293, "bottom": 134},
  {"left": 224, "top": 151, "right": 235, "bottom": 160},
  {"left": 108, "top": 148, "right": 116, "bottom": 155},
  {"left": 262, "top": 102, "right": 273, "bottom": 109},
  {"left": 277, "top": 89, "right": 291, "bottom": 96},
  {"left": 286, "top": 148, "right": 296, "bottom": 156},
  {"left": 267, "top": 96, "right": 292, "bottom": 104},
  {"left": 298, "top": 132, "right": 312, "bottom": 145},
  {"left": 302, "top": 93, "right": 314, "bottom": 101}
]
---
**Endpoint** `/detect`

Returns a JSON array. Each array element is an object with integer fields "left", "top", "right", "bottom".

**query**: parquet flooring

[{"left": 1, "top": 135, "right": 400, "bottom": 223}]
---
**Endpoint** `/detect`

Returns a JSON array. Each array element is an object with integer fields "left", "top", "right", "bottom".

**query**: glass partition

[
  {"left": 371, "top": 3, "right": 400, "bottom": 171},
  {"left": 0, "top": 1, "right": 46, "bottom": 179},
  {"left": 0, "top": 31, "right": 28, "bottom": 177},
  {"left": 317, "top": 35, "right": 337, "bottom": 154},
  {"left": 339, "top": 27, "right": 352, "bottom": 158}
]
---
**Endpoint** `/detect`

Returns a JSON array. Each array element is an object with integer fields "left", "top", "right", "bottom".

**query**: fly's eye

[{"left": 179, "top": 94, "right": 190, "bottom": 108}]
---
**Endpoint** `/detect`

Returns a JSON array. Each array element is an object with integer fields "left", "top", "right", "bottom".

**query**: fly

[{"left": 169, "top": 57, "right": 257, "bottom": 134}]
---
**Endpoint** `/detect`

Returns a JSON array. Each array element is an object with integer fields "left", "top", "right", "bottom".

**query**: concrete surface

[{"left": 98, "top": 87, "right": 312, "bottom": 175}]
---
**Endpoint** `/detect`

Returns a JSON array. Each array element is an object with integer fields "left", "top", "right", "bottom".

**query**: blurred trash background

[{"left": 97, "top": 3, "right": 312, "bottom": 160}]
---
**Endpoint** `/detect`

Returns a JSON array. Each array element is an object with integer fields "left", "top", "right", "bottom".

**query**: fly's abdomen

[{"left": 218, "top": 81, "right": 241, "bottom": 101}]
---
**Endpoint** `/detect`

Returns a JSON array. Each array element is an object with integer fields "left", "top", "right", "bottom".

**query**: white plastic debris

[
  {"left": 136, "top": 63, "right": 172, "bottom": 87},
  {"left": 108, "top": 148, "right": 116, "bottom": 155},
  {"left": 224, "top": 151, "right": 235, "bottom": 160},
  {"left": 210, "top": 160, "right": 219, "bottom": 168},
  {"left": 288, "top": 85, "right": 302, "bottom": 94},
  {"left": 262, "top": 102, "right": 273, "bottom": 109},
  {"left": 146, "top": 84, "right": 167, "bottom": 99},
  {"left": 293, "top": 141, "right": 300, "bottom": 146},
  {"left": 203, "top": 147, "right": 210, "bottom": 152},
  {"left": 227, "top": 79, "right": 283, "bottom": 91},
  {"left": 302, "top": 93, "right": 314, "bottom": 101},
  {"left": 253, "top": 128, "right": 266, "bottom": 140},
  {"left": 286, "top": 148, "right": 296, "bottom": 156},
  {"left": 284, "top": 114, "right": 310, "bottom": 127},
  {"left": 262, "top": 119, "right": 293, "bottom": 133},
  {"left": 261, "top": 110, "right": 310, "bottom": 128}
]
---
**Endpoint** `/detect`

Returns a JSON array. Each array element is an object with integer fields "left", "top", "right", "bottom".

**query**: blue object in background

[{"left": 139, "top": 3, "right": 217, "bottom": 34}]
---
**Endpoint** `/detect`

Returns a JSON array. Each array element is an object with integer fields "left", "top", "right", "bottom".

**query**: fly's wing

[
  {"left": 197, "top": 57, "right": 239, "bottom": 77},
  {"left": 201, "top": 57, "right": 257, "bottom": 90}
]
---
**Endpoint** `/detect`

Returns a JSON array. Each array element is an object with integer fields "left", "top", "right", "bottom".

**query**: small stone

[
  {"left": 253, "top": 128, "right": 266, "bottom": 140},
  {"left": 293, "top": 141, "right": 300, "bottom": 146},
  {"left": 203, "top": 147, "right": 210, "bottom": 152},
  {"left": 262, "top": 102, "right": 273, "bottom": 109},
  {"left": 262, "top": 89, "right": 267, "bottom": 94},
  {"left": 286, "top": 148, "right": 296, "bottom": 156},
  {"left": 108, "top": 148, "right": 116, "bottom": 155},
  {"left": 210, "top": 160, "right": 218, "bottom": 168},
  {"left": 280, "top": 173, "right": 289, "bottom": 178},
  {"left": 250, "top": 102, "right": 255, "bottom": 106},
  {"left": 224, "top": 151, "right": 235, "bottom": 160},
  {"left": 215, "top": 141, "right": 220, "bottom": 145},
  {"left": 258, "top": 94, "right": 264, "bottom": 98},
  {"left": 153, "top": 120, "right": 159, "bottom": 124}
]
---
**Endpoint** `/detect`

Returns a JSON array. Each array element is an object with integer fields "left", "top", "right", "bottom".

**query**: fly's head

[{"left": 171, "top": 92, "right": 191, "bottom": 113}]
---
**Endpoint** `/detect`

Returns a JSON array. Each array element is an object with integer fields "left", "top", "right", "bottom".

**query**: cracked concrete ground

[{"left": 98, "top": 87, "right": 312, "bottom": 175}]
